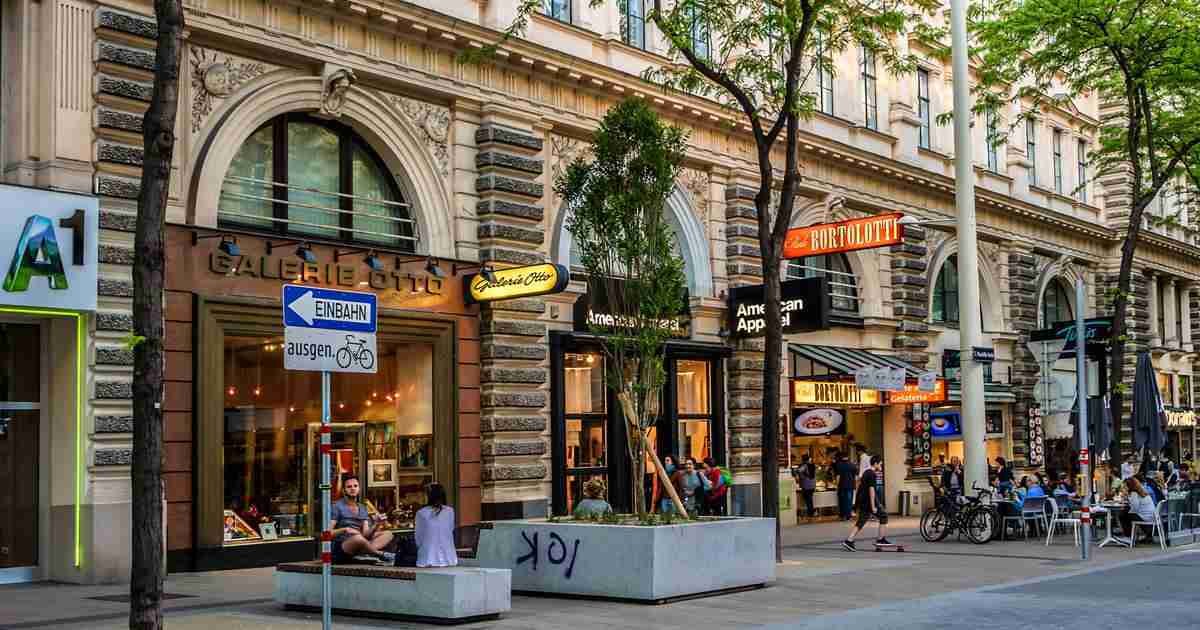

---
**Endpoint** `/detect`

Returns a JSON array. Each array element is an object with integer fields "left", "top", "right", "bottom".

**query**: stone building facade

[{"left": 3, "top": 0, "right": 1199, "bottom": 583}]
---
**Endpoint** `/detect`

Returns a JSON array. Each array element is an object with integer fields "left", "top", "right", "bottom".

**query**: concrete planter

[{"left": 476, "top": 517, "right": 775, "bottom": 602}]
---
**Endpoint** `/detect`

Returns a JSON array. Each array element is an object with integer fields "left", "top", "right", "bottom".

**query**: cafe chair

[
  {"left": 1176, "top": 509, "right": 1200, "bottom": 531},
  {"left": 1012, "top": 495, "right": 1047, "bottom": 541},
  {"left": 1130, "top": 500, "right": 1169, "bottom": 551},
  {"left": 1044, "top": 497, "right": 1081, "bottom": 547}
]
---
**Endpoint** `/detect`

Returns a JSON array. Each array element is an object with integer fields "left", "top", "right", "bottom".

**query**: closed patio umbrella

[{"left": 1132, "top": 352, "right": 1168, "bottom": 456}]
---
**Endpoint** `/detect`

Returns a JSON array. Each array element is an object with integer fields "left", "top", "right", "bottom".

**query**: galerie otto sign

[
  {"left": 282, "top": 285, "right": 378, "bottom": 373},
  {"left": 727, "top": 276, "right": 830, "bottom": 338},
  {"left": 782, "top": 213, "right": 903, "bottom": 259},
  {"left": 465, "top": 263, "right": 569, "bottom": 304},
  {"left": 0, "top": 184, "right": 98, "bottom": 311}
]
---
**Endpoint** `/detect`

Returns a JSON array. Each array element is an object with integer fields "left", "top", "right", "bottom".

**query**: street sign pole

[
  {"left": 1076, "top": 277, "right": 1092, "bottom": 560},
  {"left": 321, "top": 370, "right": 332, "bottom": 629}
]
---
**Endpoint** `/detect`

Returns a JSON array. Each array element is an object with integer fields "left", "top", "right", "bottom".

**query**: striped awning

[{"left": 788, "top": 344, "right": 922, "bottom": 378}]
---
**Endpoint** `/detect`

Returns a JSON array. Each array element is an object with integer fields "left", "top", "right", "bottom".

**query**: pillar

[
  {"left": 1148, "top": 273, "right": 1161, "bottom": 347},
  {"left": 1165, "top": 277, "right": 1178, "bottom": 348},
  {"left": 1181, "top": 283, "right": 1193, "bottom": 352}
]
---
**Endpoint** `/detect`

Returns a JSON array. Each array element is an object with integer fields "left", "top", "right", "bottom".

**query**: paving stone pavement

[{"left": 2, "top": 518, "right": 1194, "bottom": 630}]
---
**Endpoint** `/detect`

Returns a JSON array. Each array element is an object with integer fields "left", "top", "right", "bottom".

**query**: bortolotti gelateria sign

[
  {"left": 0, "top": 184, "right": 99, "bottom": 311},
  {"left": 727, "top": 276, "right": 830, "bottom": 338}
]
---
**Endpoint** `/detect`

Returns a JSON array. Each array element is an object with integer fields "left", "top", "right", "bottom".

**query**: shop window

[
  {"left": 563, "top": 352, "right": 607, "bottom": 511},
  {"left": 917, "top": 68, "right": 931, "bottom": 149},
  {"left": 688, "top": 4, "right": 710, "bottom": 60},
  {"left": 1040, "top": 278, "right": 1073, "bottom": 326},
  {"left": 1178, "top": 374, "right": 1192, "bottom": 408},
  {"left": 1158, "top": 372, "right": 1174, "bottom": 406},
  {"left": 860, "top": 45, "right": 878, "bottom": 131},
  {"left": 220, "top": 114, "right": 416, "bottom": 251},
  {"left": 932, "top": 255, "right": 959, "bottom": 323},
  {"left": 787, "top": 253, "right": 858, "bottom": 313},
  {"left": 676, "top": 359, "right": 711, "bottom": 461},
  {"left": 221, "top": 334, "right": 435, "bottom": 544},
  {"left": 814, "top": 30, "right": 834, "bottom": 115}
]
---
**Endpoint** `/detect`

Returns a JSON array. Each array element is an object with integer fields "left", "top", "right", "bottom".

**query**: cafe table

[{"left": 1094, "top": 502, "right": 1132, "bottom": 548}]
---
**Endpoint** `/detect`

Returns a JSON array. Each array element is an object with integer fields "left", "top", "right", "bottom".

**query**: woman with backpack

[
  {"left": 671, "top": 458, "right": 710, "bottom": 515},
  {"left": 702, "top": 457, "right": 730, "bottom": 516}
]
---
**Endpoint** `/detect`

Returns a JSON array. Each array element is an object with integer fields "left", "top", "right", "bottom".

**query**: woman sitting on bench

[
  {"left": 415, "top": 483, "right": 458, "bottom": 567},
  {"left": 331, "top": 474, "right": 395, "bottom": 565}
]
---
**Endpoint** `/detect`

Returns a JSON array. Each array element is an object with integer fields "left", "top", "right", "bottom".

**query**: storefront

[
  {"left": 549, "top": 287, "right": 728, "bottom": 515},
  {"left": 786, "top": 344, "right": 920, "bottom": 518},
  {"left": 167, "top": 226, "right": 479, "bottom": 570},
  {"left": 0, "top": 184, "right": 97, "bottom": 583}
]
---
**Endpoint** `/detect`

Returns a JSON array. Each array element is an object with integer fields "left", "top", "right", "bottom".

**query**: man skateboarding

[{"left": 842, "top": 455, "right": 892, "bottom": 551}]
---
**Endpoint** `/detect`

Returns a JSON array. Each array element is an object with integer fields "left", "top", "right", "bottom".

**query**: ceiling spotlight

[
  {"left": 481, "top": 265, "right": 498, "bottom": 284},
  {"left": 364, "top": 251, "right": 384, "bottom": 272},
  {"left": 218, "top": 235, "right": 240, "bottom": 256},
  {"left": 296, "top": 242, "right": 317, "bottom": 264},
  {"left": 425, "top": 257, "right": 445, "bottom": 278}
]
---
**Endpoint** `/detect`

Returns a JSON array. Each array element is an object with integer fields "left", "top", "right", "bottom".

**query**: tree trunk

[
  {"left": 760, "top": 253, "right": 783, "bottom": 561},
  {"left": 130, "top": 2, "right": 184, "bottom": 629},
  {"left": 1107, "top": 195, "right": 1153, "bottom": 466}
]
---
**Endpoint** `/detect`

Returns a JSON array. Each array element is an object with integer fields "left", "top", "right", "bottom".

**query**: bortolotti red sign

[{"left": 783, "top": 213, "right": 904, "bottom": 259}]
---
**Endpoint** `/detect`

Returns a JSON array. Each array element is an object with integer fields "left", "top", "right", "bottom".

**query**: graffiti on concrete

[{"left": 516, "top": 530, "right": 581, "bottom": 579}]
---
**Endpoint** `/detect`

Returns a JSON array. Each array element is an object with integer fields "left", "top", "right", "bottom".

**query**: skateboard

[{"left": 873, "top": 542, "right": 906, "bottom": 552}]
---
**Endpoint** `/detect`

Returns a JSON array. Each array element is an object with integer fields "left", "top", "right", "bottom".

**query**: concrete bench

[{"left": 274, "top": 561, "right": 510, "bottom": 624}]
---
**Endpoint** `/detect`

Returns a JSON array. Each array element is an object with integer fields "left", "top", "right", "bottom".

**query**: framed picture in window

[
  {"left": 368, "top": 459, "right": 397, "bottom": 488},
  {"left": 397, "top": 435, "right": 432, "bottom": 470},
  {"left": 259, "top": 522, "right": 278, "bottom": 540}
]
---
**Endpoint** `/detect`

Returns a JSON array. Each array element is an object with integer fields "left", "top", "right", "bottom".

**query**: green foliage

[
  {"left": 557, "top": 98, "right": 688, "bottom": 434},
  {"left": 122, "top": 332, "right": 147, "bottom": 350}
]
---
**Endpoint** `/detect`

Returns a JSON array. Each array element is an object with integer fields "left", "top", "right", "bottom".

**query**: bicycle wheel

[
  {"left": 358, "top": 348, "right": 375, "bottom": 370},
  {"left": 336, "top": 347, "right": 352, "bottom": 369},
  {"left": 920, "top": 508, "right": 951, "bottom": 542},
  {"left": 966, "top": 507, "right": 995, "bottom": 544}
]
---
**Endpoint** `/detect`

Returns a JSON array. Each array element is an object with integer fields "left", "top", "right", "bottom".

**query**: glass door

[
  {"left": 562, "top": 352, "right": 608, "bottom": 513},
  {"left": 306, "top": 422, "right": 365, "bottom": 537},
  {"left": 0, "top": 324, "right": 41, "bottom": 569}
]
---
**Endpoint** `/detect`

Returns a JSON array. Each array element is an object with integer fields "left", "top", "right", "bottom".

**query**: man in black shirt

[
  {"left": 832, "top": 452, "right": 857, "bottom": 521},
  {"left": 842, "top": 455, "right": 890, "bottom": 551}
]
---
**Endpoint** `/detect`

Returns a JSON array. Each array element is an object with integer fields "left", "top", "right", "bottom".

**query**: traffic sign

[
  {"left": 283, "top": 285, "right": 376, "bottom": 333},
  {"left": 283, "top": 286, "right": 377, "bottom": 373}
]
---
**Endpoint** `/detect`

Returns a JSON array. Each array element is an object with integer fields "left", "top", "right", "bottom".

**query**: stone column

[
  {"left": 1181, "top": 283, "right": 1193, "bottom": 352},
  {"left": 1165, "top": 277, "right": 1179, "bottom": 348},
  {"left": 1006, "top": 246, "right": 1040, "bottom": 468},
  {"left": 1148, "top": 273, "right": 1161, "bottom": 347}
]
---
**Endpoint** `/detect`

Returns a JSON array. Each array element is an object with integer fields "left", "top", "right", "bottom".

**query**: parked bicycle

[
  {"left": 920, "top": 480, "right": 995, "bottom": 544},
  {"left": 336, "top": 334, "right": 375, "bottom": 370}
]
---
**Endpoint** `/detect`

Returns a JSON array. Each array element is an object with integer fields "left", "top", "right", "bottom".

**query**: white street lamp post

[{"left": 950, "top": 0, "right": 989, "bottom": 491}]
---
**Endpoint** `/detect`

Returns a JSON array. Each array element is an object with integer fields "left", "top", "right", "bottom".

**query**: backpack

[{"left": 720, "top": 468, "right": 733, "bottom": 486}]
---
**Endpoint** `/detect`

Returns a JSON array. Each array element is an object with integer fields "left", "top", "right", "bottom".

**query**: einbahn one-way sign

[{"left": 282, "top": 285, "right": 377, "bottom": 373}]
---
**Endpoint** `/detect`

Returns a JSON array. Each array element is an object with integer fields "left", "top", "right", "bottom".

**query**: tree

[
  {"left": 557, "top": 98, "right": 689, "bottom": 517},
  {"left": 130, "top": 1, "right": 184, "bottom": 629},
  {"left": 971, "top": 0, "right": 1200, "bottom": 461},
  {"left": 490, "top": 0, "right": 941, "bottom": 560}
]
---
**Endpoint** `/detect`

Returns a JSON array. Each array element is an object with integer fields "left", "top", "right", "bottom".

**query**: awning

[{"left": 788, "top": 344, "right": 922, "bottom": 378}]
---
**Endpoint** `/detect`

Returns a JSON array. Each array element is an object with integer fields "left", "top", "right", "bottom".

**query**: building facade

[{"left": 2, "top": 0, "right": 1199, "bottom": 583}]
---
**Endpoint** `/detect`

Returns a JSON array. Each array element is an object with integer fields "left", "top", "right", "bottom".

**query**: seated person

[
  {"left": 1120, "top": 477, "right": 1159, "bottom": 542},
  {"left": 331, "top": 474, "right": 394, "bottom": 565},
  {"left": 414, "top": 483, "right": 458, "bottom": 568},
  {"left": 1025, "top": 476, "right": 1047, "bottom": 499},
  {"left": 573, "top": 479, "right": 613, "bottom": 519}
]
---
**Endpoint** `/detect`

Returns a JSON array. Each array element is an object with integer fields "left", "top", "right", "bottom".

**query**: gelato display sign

[{"left": 727, "top": 276, "right": 830, "bottom": 338}]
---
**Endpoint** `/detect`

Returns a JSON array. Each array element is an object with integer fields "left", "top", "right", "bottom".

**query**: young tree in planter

[
  {"left": 970, "top": 0, "right": 1200, "bottom": 460},
  {"left": 491, "top": 0, "right": 941, "bottom": 559},
  {"left": 556, "top": 98, "right": 690, "bottom": 517},
  {"left": 130, "top": 1, "right": 185, "bottom": 628}
]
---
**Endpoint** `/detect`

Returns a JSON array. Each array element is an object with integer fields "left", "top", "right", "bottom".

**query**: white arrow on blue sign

[
  {"left": 283, "top": 285, "right": 377, "bottom": 333},
  {"left": 282, "top": 286, "right": 378, "bottom": 373}
]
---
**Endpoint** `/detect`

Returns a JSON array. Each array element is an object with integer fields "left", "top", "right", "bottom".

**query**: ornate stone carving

[
  {"left": 387, "top": 95, "right": 451, "bottom": 177},
  {"left": 320, "top": 66, "right": 357, "bottom": 118},
  {"left": 188, "top": 46, "right": 268, "bottom": 133},
  {"left": 924, "top": 229, "right": 949, "bottom": 263},
  {"left": 550, "top": 134, "right": 590, "bottom": 182}
]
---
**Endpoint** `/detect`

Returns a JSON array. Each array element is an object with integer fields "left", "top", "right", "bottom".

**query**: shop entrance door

[
  {"left": 0, "top": 323, "right": 41, "bottom": 570},
  {"left": 306, "top": 423, "right": 365, "bottom": 536}
]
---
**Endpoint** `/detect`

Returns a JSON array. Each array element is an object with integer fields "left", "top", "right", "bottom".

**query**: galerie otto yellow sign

[
  {"left": 791, "top": 380, "right": 880, "bottom": 406},
  {"left": 465, "top": 263, "right": 569, "bottom": 304}
]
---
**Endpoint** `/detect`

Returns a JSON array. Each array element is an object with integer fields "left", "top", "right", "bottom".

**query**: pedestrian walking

[
  {"left": 843, "top": 455, "right": 889, "bottom": 551},
  {"left": 794, "top": 454, "right": 817, "bottom": 518}
]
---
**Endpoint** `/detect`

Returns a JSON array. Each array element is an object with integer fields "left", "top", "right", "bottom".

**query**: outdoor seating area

[{"left": 273, "top": 561, "right": 511, "bottom": 624}]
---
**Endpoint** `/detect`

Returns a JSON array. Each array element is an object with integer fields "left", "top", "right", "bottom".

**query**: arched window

[
  {"left": 787, "top": 254, "right": 859, "bottom": 313},
  {"left": 564, "top": 201, "right": 700, "bottom": 295},
  {"left": 220, "top": 114, "right": 416, "bottom": 251},
  {"left": 1041, "top": 279, "right": 1073, "bottom": 326},
  {"left": 932, "top": 255, "right": 959, "bottom": 323}
]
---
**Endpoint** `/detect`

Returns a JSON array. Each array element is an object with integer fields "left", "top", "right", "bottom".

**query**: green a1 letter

[{"left": 4, "top": 215, "right": 68, "bottom": 291}]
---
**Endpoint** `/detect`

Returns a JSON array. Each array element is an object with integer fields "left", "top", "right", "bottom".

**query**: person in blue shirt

[{"left": 1025, "top": 476, "right": 1047, "bottom": 499}]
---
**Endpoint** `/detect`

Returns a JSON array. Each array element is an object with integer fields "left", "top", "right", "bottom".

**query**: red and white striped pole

[{"left": 320, "top": 370, "right": 333, "bottom": 629}]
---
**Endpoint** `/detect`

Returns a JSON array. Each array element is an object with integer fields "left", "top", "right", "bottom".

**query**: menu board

[
  {"left": 908, "top": 405, "right": 933, "bottom": 471},
  {"left": 1026, "top": 405, "right": 1045, "bottom": 466}
]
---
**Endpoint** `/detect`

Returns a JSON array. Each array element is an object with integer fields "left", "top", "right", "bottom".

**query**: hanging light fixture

[
  {"left": 425, "top": 257, "right": 445, "bottom": 278},
  {"left": 296, "top": 242, "right": 317, "bottom": 264},
  {"left": 364, "top": 251, "right": 384, "bottom": 272}
]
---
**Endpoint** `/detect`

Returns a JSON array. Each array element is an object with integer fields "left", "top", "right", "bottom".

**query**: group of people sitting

[
  {"left": 330, "top": 473, "right": 458, "bottom": 568},
  {"left": 653, "top": 456, "right": 730, "bottom": 516}
]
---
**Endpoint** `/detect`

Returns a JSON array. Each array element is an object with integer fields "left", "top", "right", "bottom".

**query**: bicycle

[
  {"left": 336, "top": 334, "right": 375, "bottom": 370},
  {"left": 920, "top": 481, "right": 995, "bottom": 544}
]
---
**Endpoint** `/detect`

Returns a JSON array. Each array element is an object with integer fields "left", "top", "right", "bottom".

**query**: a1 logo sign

[{"left": 0, "top": 185, "right": 98, "bottom": 311}]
